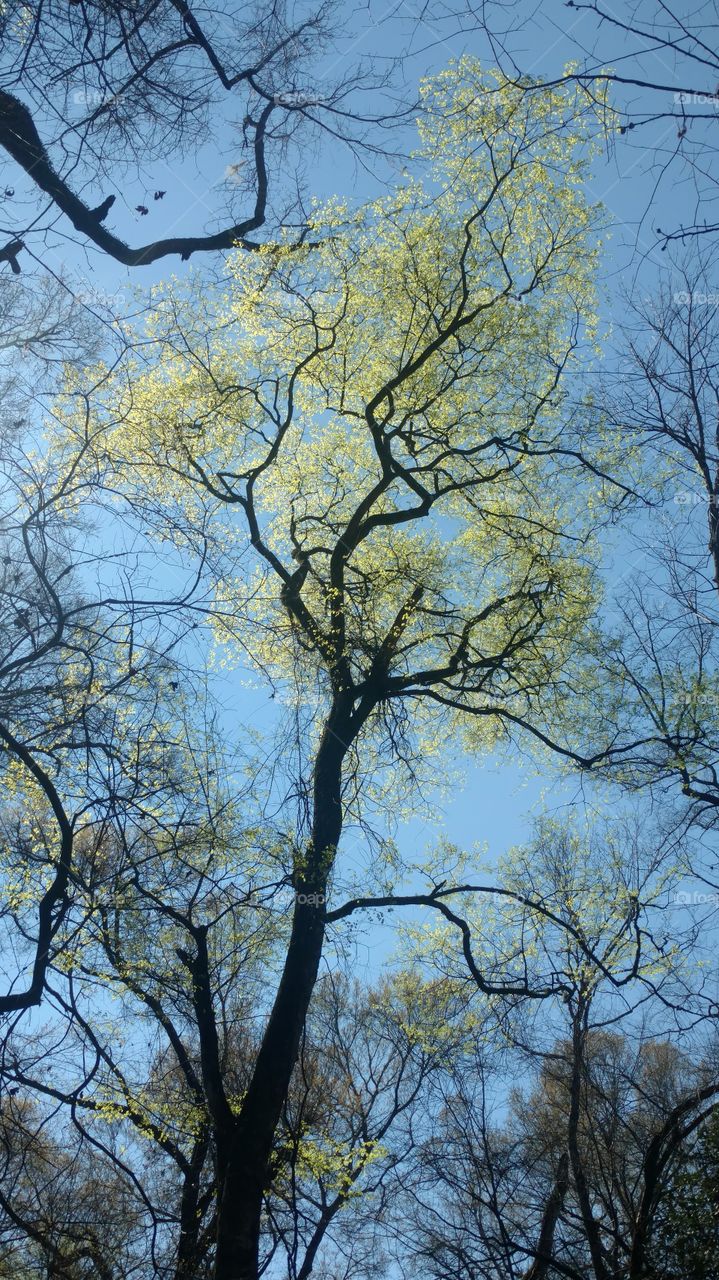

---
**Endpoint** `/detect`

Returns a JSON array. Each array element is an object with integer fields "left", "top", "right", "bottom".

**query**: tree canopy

[{"left": 1, "top": 9, "right": 719, "bottom": 1280}]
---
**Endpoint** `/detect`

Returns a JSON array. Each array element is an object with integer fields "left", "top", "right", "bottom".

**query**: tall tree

[{"left": 65, "top": 62, "right": 626, "bottom": 1277}]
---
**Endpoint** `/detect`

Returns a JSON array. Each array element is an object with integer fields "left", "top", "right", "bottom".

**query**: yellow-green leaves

[{"left": 77, "top": 59, "right": 609, "bottom": 786}]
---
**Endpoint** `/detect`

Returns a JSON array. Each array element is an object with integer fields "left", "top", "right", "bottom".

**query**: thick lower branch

[{"left": 0, "top": 91, "right": 271, "bottom": 266}]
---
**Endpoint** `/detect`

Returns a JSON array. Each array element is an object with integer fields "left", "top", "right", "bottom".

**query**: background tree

[
  {"left": 0, "top": 1094, "right": 143, "bottom": 1280},
  {"left": 391, "top": 814, "right": 718, "bottom": 1280},
  {"left": 570, "top": 252, "right": 719, "bottom": 854},
  {"left": 464, "top": 0, "right": 719, "bottom": 249},
  {"left": 0, "top": 266, "right": 213, "bottom": 1020},
  {"left": 654, "top": 1105, "right": 719, "bottom": 1280},
  {"left": 0, "top": 0, "right": 421, "bottom": 271}
]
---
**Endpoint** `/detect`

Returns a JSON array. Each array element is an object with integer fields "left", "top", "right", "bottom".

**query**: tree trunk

[
  {"left": 567, "top": 1004, "right": 610, "bottom": 1280},
  {"left": 213, "top": 696, "right": 353, "bottom": 1280},
  {"left": 175, "top": 1131, "right": 210, "bottom": 1279}
]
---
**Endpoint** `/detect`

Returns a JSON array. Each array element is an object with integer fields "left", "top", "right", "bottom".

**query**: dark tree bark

[{"left": 211, "top": 694, "right": 365, "bottom": 1279}]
